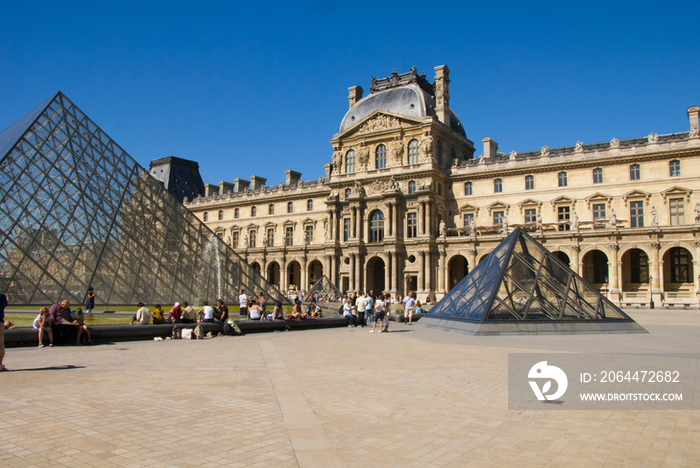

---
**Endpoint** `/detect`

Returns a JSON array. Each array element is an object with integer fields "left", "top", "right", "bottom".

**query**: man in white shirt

[
  {"left": 135, "top": 302, "right": 152, "bottom": 325},
  {"left": 355, "top": 293, "right": 366, "bottom": 328},
  {"left": 238, "top": 289, "right": 248, "bottom": 318},
  {"left": 370, "top": 295, "right": 385, "bottom": 333},
  {"left": 403, "top": 292, "right": 416, "bottom": 325},
  {"left": 342, "top": 298, "right": 356, "bottom": 327}
]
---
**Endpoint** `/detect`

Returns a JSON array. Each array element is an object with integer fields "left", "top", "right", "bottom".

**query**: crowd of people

[
  {"left": 31, "top": 299, "right": 93, "bottom": 346},
  {"left": 340, "top": 290, "right": 429, "bottom": 332}
]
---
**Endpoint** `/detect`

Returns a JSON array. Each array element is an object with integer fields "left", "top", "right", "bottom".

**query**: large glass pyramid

[
  {"left": 0, "top": 92, "right": 292, "bottom": 307},
  {"left": 302, "top": 275, "right": 343, "bottom": 304},
  {"left": 421, "top": 228, "right": 646, "bottom": 334}
]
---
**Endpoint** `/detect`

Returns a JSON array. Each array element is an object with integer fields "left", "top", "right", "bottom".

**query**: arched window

[
  {"left": 345, "top": 150, "right": 356, "bottom": 173},
  {"left": 268, "top": 204, "right": 274, "bottom": 215},
  {"left": 251, "top": 206, "right": 257, "bottom": 217},
  {"left": 494, "top": 179, "right": 502, "bottom": 193},
  {"left": 203, "top": 212, "right": 208, "bottom": 222},
  {"left": 234, "top": 208, "right": 239, "bottom": 219},
  {"left": 375, "top": 144, "right": 387, "bottom": 169},
  {"left": 408, "top": 181, "right": 416, "bottom": 194},
  {"left": 670, "top": 247, "right": 691, "bottom": 283},
  {"left": 465, "top": 181, "right": 472, "bottom": 196},
  {"left": 369, "top": 210, "right": 385, "bottom": 243},
  {"left": 670, "top": 160, "right": 681, "bottom": 177},
  {"left": 287, "top": 201, "right": 293, "bottom": 213},
  {"left": 630, "top": 164, "right": 640, "bottom": 181},
  {"left": 558, "top": 172, "right": 568, "bottom": 187},
  {"left": 525, "top": 175, "right": 534, "bottom": 190},
  {"left": 408, "top": 139, "right": 420, "bottom": 164},
  {"left": 218, "top": 210, "right": 223, "bottom": 220},
  {"left": 307, "top": 199, "right": 313, "bottom": 211}
]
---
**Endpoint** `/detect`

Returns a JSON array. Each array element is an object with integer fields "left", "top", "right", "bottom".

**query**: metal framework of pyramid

[
  {"left": 0, "top": 92, "right": 292, "bottom": 307},
  {"left": 420, "top": 228, "right": 646, "bottom": 335},
  {"left": 302, "top": 275, "right": 343, "bottom": 304}
]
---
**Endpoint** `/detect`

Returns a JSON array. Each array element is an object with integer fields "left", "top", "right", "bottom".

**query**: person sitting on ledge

[
  {"left": 273, "top": 301, "right": 284, "bottom": 320},
  {"left": 214, "top": 299, "right": 229, "bottom": 322},
  {"left": 248, "top": 300, "right": 263, "bottom": 320},
  {"left": 70, "top": 308, "right": 92, "bottom": 345},
  {"left": 167, "top": 302, "right": 182, "bottom": 323},
  {"left": 342, "top": 298, "right": 355, "bottom": 327},
  {"left": 312, "top": 303, "right": 323, "bottom": 318},
  {"left": 36, "top": 307, "right": 54, "bottom": 347},
  {"left": 49, "top": 299, "right": 74, "bottom": 344},
  {"left": 180, "top": 302, "right": 196, "bottom": 324},
  {"left": 133, "top": 302, "right": 152, "bottom": 325},
  {"left": 199, "top": 301, "right": 216, "bottom": 323},
  {"left": 152, "top": 304, "right": 166, "bottom": 324}
]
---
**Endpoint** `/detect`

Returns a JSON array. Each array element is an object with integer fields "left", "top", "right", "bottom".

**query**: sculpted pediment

[
  {"left": 660, "top": 186, "right": 692, "bottom": 203},
  {"left": 337, "top": 111, "right": 422, "bottom": 138}
]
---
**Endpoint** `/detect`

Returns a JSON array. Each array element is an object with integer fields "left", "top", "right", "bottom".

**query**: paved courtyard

[{"left": 1, "top": 309, "right": 699, "bottom": 468}]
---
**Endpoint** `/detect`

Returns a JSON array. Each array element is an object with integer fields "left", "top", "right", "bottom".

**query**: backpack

[
  {"left": 194, "top": 324, "right": 205, "bottom": 339},
  {"left": 338, "top": 304, "right": 344, "bottom": 315}
]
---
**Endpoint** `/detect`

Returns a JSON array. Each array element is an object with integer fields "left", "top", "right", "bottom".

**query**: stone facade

[{"left": 184, "top": 67, "right": 700, "bottom": 308}]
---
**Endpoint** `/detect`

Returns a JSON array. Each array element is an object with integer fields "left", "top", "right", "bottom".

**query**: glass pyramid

[
  {"left": 423, "top": 228, "right": 645, "bottom": 334},
  {"left": 302, "top": 275, "right": 343, "bottom": 304},
  {"left": 0, "top": 92, "right": 292, "bottom": 307}
]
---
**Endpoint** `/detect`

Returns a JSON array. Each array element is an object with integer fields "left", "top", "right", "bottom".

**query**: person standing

[
  {"left": 365, "top": 291, "right": 375, "bottom": 327},
  {"left": 403, "top": 292, "right": 416, "bottom": 325},
  {"left": 370, "top": 294, "right": 384, "bottom": 333},
  {"left": 381, "top": 293, "right": 391, "bottom": 332},
  {"left": 85, "top": 286, "right": 95, "bottom": 314},
  {"left": 238, "top": 289, "right": 248, "bottom": 318},
  {"left": 355, "top": 292, "right": 366, "bottom": 328},
  {"left": 1, "top": 293, "right": 8, "bottom": 371}
]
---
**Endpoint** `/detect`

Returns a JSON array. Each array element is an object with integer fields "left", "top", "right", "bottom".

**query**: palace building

[{"left": 184, "top": 65, "right": 700, "bottom": 307}]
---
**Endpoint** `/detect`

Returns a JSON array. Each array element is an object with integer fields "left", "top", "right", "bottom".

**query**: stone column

[
  {"left": 438, "top": 249, "right": 447, "bottom": 294},
  {"left": 391, "top": 251, "right": 398, "bottom": 293},
  {"left": 418, "top": 251, "right": 425, "bottom": 292},
  {"left": 301, "top": 257, "right": 308, "bottom": 292},
  {"left": 280, "top": 257, "right": 287, "bottom": 293},
  {"left": 349, "top": 253, "right": 356, "bottom": 292},
  {"left": 356, "top": 254, "right": 362, "bottom": 292},
  {"left": 468, "top": 248, "right": 477, "bottom": 272},
  {"left": 384, "top": 252, "right": 391, "bottom": 294},
  {"left": 571, "top": 245, "right": 581, "bottom": 277},
  {"left": 426, "top": 202, "right": 433, "bottom": 237},
  {"left": 330, "top": 254, "right": 337, "bottom": 286},
  {"left": 419, "top": 202, "right": 425, "bottom": 235},
  {"left": 351, "top": 207, "right": 357, "bottom": 239},
  {"left": 426, "top": 250, "right": 433, "bottom": 294},
  {"left": 608, "top": 243, "right": 620, "bottom": 304},
  {"left": 650, "top": 241, "right": 663, "bottom": 307}
]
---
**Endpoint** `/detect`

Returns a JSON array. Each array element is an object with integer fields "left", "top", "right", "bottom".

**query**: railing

[
  {"left": 623, "top": 292, "right": 648, "bottom": 300},
  {"left": 666, "top": 292, "right": 693, "bottom": 299}
]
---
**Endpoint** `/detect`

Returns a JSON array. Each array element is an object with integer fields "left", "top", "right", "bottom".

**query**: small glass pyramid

[
  {"left": 0, "top": 92, "right": 291, "bottom": 307},
  {"left": 302, "top": 275, "right": 343, "bottom": 304},
  {"left": 422, "top": 228, "right": 645, "bottom": 334}
]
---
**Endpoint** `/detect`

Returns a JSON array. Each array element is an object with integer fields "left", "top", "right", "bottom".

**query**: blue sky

[{"left": 2, "top": 1, "right": 699, "bottom": 186}]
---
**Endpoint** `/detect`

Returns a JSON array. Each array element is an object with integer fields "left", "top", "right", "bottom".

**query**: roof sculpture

[
  {"left": 0, "top": 92, "right": 291, "bottom": 306},
  {"left": 420, "top": 228, "right": 646, "bottom": 335}
]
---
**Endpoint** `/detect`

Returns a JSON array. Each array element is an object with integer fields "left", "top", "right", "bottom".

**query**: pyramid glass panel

[
  {"left": 303, "top": 275, "right": 343, "bottom": 304},
  {"left": 423, "top": 228, "right": 643, "bottom": 334},
  {"left": 0, "top": 93, "right": 291, "bottom": 307}
]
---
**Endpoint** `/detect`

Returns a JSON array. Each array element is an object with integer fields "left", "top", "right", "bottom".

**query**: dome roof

[{"left": 339, "top": 83, "right": 466, "bottom": 138}]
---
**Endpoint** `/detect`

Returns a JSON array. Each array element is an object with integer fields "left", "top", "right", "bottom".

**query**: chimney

[
  {"left": 348, "top": 86, "right": 363, "bottom": 108},
  {"left": 434, "top": 65, "right": 451, "bottom": 126},
  {"left": 324, "top": 163, "right": 332, "bottom": 180},
  {"left": 250, "top": 175, "right": 267, "bottom": 191},
  {"left": 218, "top": 181, "right": 234, "bottom": 194},
  {"left": 688, "top": 106, "right": 699, "bottom": 136},
  {"left": 482, "top": 137, "right": 498, "bottom": 159},
  {"left": 285, "top": 170, "right": 302, "bottom": 186},
  {"left": 233, "top": 178, "right": 250, "bottom": 193},
  {"left": 204, "top": 183, "right": 218, "bottom": 197}
]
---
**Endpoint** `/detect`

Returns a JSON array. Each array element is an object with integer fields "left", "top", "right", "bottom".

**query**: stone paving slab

[{"left": 1, "top": 310, "right": 699, "bottom": 467}]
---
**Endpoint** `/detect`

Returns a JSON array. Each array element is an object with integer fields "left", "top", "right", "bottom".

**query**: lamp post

[{"left": 649, "top": 275, "right": 654, "bottom": 309}]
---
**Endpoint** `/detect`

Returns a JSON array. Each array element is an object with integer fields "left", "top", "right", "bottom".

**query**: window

[
  {"left": 345, "top": 188, "right": 351, "bottom": 199},
  {"left": 369, "top": 210, "right": 385, "bottom": 243},
  {"left": 345, "top": 150, "right": 356, "bottom": 173},
  {"left": 493, "top": 211, "right": 505, "bottom": 226},
  {"left": 438, "top": 183, "right": 443, "bottom": 196},
  {"left": 408, "top": 139, "right": 420, "bottom": 164},
  {"left": 670, "top": 248, "right": 691, "bottom": 283},
  {"left": 593, "top": 203, "right": 606, "bottom": 229},
  {"left": 525, "top": 175, "right": 534, "bottom": 190},
  {"left": 287, "top": 202, "right": 293, "bottom": 213},
  {"left": 251, "top": 206, "right": 256, "bottom": 217},
  {"left": 464, "top": 182, "right": 472, "bottom": 196},
  {"left": 375, "top": 144, "right": 387, "bottom": 169},
  {"left": 558, "top": 172, "right": 568, "bottom": 187},
  {"left": 494, "top": 179, "right": 502, "bottom": 193},
  {"left": 436, "top": 140, "right": 443, "bottom": 165},
  {"left": 407, "top": 212, "right": 417, "bottom": 238},
  {"left": 285, "top": 226, "right": 293, "bottom": 246},
  {"left": 343, "top": 218, "right": 351, "bottom": 241},
  {"left": 670, "top": 160, "right": 681, "bottom": 177},
  {"left": 593, "top": 168, "right": 603, "bottom": 184},
  {"left": 203, "top": 212, "right": 208, "bottom": 222},
  {"left": 408, "top": 181, "right": 416, "bottom": 194},
  {"left": 305, "top": 226, "right": 313, "bottom": 245},
  {"left": 463, "top": 213, "right": 474, "bottom": 228},
  {"left": 307, "top": 200, "right": 313, "bottom": 211},
  {"left": 218, "top": 210, "right": 223, "bottom": 220},
  {"left": 524, "top": 208, "right": 537, "bottom": 225},
  {"left": 268, "top": 204, "right": 274, "bottom": 215},
  {"left": 630, "top": 250, "right": 649, "bottom": 283},
  {"left": 558, "top": 206, "right": 570, "bottom": 231},
  {"left": 267, "top": 228, "right": 274, "bottom": 247},
  {"left": 249, "top": 230, "right": 256, "bottom": 248},
  {"left": 630, "top": 201, "right": 644, "bottom": 227},
  {"left": 234, "top": 208, "right": 239, "bottom": 219},
  {"left": 630, "top": 164, "right": 640, "bottom": 181},
  {"left": 232, "top": 231, "right": 239, "bottom": 248},
  {"left": 670, "top": 198, "right": 685, "bottom": 225}
]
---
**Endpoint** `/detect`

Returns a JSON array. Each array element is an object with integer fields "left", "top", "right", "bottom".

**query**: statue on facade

[
  {"left": 501, "top": 216, "right": 508, "bottom": 235},
  {"left": 439, "top": 220, "right": 446, "bottom": 237},
  {"left": 352, "top": 180, "right": 366, "bottom": 196},
  {"left": 536, "top": 213, "right": 543, "bottom": 232},
  {"left": 357, "top": 144, "right": 369, "bottom": 170},
  {"left": 574, "top": 141, "right": 583, "bottom": 153},
  {"left": 541, "top": 146, "right": 550, "bottom": 157},
  {"left": 262, "top": 233, "right": 267, "bottom": 247},
  {"left": 694, "top": 202, "right": 700, "bottom": 223},
  {"left": 471, "top": 219, "right": 477, "bottom": 238},
  {"left": 392, "top": 138, "right": 403, "bottom": 165},
  {"left": 243, "top": 235, "right": 249, "bottom": 248},
  {"left": 651, "top": 206, "right": 658, "bottom": 226},
  {"left": 609, "top": 209, "right": 617, "bottom": 229},
  {"left": 648, "top": 132, "right": 659, "bottom": 143},
  {"left": 572, "top": 211, "right": 579, "bottom": 230},
  {"left": 389, "top": 175, "right": 400, "bottom": 191},
  {"left": 610, "top": 137, "right": 620, "bottom": 148},
  {"left": 509, "top": 150, "right": 517, "bottom": 160},
  {"left": 332, "top": 149, "right": 342, "bottom": 174},
  {"left": 421, "top": 134, "right": 433, "bottom": 160}
]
